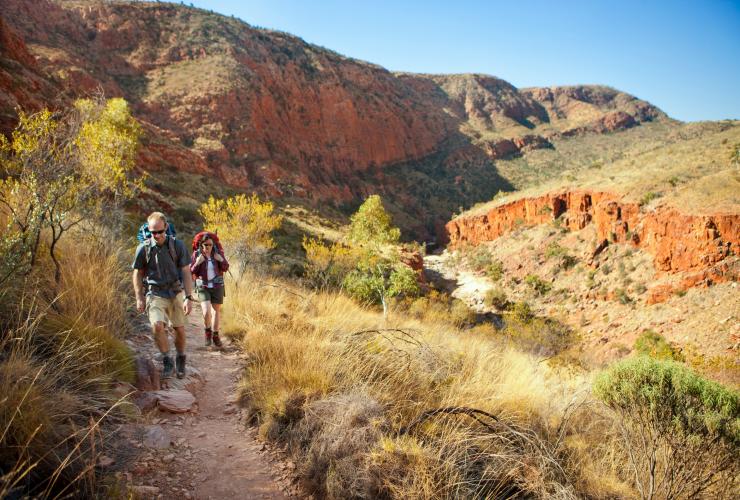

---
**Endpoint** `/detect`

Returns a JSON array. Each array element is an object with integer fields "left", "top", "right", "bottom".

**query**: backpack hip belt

[{"left": 148, "top": 280, "right": 183, "bottom": 294}]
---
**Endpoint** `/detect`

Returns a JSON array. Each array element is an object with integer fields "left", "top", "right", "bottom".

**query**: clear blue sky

[{"left": 189, "top": 0, "right": 740, "bottom": 122}]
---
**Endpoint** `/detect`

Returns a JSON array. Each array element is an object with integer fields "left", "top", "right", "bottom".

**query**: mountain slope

[{"left": 1, "top": 0, "right": 673, "bottom": 238}]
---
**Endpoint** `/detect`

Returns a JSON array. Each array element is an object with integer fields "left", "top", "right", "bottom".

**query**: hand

[
  {"left": 214, "top": 253, "right": 224, "bottom": 262},
  {"left": 136, "top": 297, "right": 145, "bottom": 313},
  {"left": 183, "top": 298, "right": 192, "bottom": 315},
  {"left": 195, "top": 254, "right": 205, "bottom": 266}
]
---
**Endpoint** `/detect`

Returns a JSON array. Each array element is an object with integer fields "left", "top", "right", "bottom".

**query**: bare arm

[
  {"left": 181, "top": 265, "right": 194, "bottom": 297},
  {"left": 133, "top": 269, "right": 146, "bottom": 313},
  {"left": 181, "top": 265, "right": 194, "bottom": 315}
]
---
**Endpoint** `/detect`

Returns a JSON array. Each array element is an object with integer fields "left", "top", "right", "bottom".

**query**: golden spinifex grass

[
  {"left": 223, "top": 272, "right": 636, "bottom": 498},
  {"left": 0, "top": 233, "right": 134, "bottom": 498}
]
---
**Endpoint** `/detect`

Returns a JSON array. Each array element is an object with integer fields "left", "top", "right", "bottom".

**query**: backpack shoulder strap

[{"left": 168, "top": 236, "right": 178, "bottom": 265}]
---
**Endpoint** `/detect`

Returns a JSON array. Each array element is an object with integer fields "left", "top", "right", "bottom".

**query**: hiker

[
  {"left": 190, "top": 232, "right": 229, "bottom": 347},
  {"left": 132, "top": 212, "right": 195, "bottom": 379}
]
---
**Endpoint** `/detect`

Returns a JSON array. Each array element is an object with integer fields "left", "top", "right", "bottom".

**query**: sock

[
  {"left": 177, "top": 349, "right": 185, "bottom": 356},
  {"left": 161, "top": 350, "right": 171, "bottom": 360}
]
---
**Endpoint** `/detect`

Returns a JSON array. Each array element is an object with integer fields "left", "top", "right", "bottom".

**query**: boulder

[
  {"left": 155, "top": 389, "right": 196, "bottom": 413},
  {"left": 132, "top": 391, "right": 160, "bottom": 412},
  {"left": 134, "top": 356, "right": 160, "bottom": 391}
]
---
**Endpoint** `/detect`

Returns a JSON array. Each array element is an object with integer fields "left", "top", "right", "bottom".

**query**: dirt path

[{"left": 117, "top": 313, "right": 300, "bottom": 499}]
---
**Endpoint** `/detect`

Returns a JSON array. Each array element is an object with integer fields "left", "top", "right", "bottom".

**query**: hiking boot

[
  {"left": 162, "top": 355, "right": 174, "bottom": 379},
  {"left": 176, "top": 354, "right": 186, "bottom": 379},
  {"left": 204, "top": 330, "right": 212, "bottom": 347},
  {"left": 212, "top": 331, "right": 222, "bottom": 348}
]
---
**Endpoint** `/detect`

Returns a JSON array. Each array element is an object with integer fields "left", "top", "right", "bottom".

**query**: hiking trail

[{"left": 114, "top": 313, "right": 301, "bottom": 499}]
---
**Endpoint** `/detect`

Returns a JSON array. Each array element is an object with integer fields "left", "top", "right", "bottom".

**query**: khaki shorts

[
  {"left": 196, "top": 286, "right": 224, "bottom": 305},
  {"left": 147, "top": 292, "right": 186, "bottom": 328}
]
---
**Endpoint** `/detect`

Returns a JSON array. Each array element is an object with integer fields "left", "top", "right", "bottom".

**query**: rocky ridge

[{"left": 445, "top": 190, "right": 739, "bottom": 301}]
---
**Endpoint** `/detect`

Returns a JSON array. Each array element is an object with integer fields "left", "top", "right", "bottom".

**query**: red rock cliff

[{"left": 445, "top": 190, "right": 739, "bottom": 292}]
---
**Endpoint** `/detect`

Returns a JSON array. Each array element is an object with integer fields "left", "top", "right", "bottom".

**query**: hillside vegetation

[
  {"left": 463, "top": 120, "right": 740, "bottom": 216},
  {"left": 0, "top": 97, "right": 140, "bottom": 497},
  {"left": 221, "top": 267, "right": 739, "bottom": 498},
  {"left": 201, "top": 194, "right": 740, "bottom": 499}
]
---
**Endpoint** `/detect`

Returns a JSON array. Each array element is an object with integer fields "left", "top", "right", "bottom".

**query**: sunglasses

[
  {"left": 202, "top": 243, "right": 213, "bottom": 248},
  {"left": 150, "top": 229, "right": 166, "bottom": 235}
]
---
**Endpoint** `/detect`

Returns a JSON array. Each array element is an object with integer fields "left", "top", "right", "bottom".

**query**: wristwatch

[{"left": 184, "top": 294, "right": 193, "bottom": 302}]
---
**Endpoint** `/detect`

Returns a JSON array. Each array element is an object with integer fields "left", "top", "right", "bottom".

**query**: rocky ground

[
  {"left": 425, "top": 218, "right": 739, "bottom": 381},
  {"left": 104, "top": 313, "right": 302, "bottom": 499}
]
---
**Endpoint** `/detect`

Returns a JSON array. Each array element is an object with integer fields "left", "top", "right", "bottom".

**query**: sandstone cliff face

[
  {"left": 0, "top": 15, "right": 62, "bottom": 131},
  {"left": 445, "top": 191, "right": 739, "bottom": 300},
  {"left": 1, "top": 0, "right": 453, "bottom": 199}
]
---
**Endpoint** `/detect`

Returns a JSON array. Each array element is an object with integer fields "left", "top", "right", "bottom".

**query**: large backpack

[
  {"left": 137, "top": 221, "right": 177, "bottom": 243},
  {"left": 192, "top": 231, "right": 224, "bottom": 255}
]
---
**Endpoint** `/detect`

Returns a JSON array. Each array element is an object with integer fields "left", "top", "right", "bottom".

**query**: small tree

[
  {"left": 0, "top": 97, "right": 142, "bottom": 283},
  {"left": 342, "top": 195, "right": 418, "bottom": 318},
  {"left": 347, "top": 194, "right": 400, "bottom": 250},
  {"left": 343, "top": 257, "right": 419, "bottom": 318},
  {"left": 594, "top": 357, "right": 739, "bottom": 499},
  {"left": 302, "top": 236, "right": 357, "bottom": 290},
  {"left": 199, "top": 193, "right": 282, "bottom": 274}
]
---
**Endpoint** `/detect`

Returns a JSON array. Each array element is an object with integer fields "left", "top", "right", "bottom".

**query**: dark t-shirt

[{"left": 132, "top": 236, "right": 190, "bottom": 298}]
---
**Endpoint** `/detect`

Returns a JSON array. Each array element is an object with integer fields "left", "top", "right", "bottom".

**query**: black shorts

[{"left": 196, "top": 286, "right": 224, "bottom": 305}]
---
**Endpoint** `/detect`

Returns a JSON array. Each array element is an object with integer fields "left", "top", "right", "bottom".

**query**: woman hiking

[{"left": 190, "top": 232, "right": 229, "bottom": 347}]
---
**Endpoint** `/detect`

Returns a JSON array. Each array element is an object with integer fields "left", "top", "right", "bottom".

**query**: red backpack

[{"left": 192, "top": 231, "right": 225, "bottom": 255}]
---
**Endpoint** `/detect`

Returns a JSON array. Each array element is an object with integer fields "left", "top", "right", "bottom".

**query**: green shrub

[
  {"left": 504, "top": 313, "right": 574, "bottom": 357},
  {"left": 617, "top": 261, "right": 627, "bottom": 277},
  {"left": 449, "top": 299, "right": 476, "bottom": 328},
  {"left": 586, "top": 270, "right": 596, "bottom": 288},
  {"left": 614, "top": 288, "right": 631, "bottom": 305},
  {"left": 544, "top": 242, "right": 566, "bottom": 259},
  {"left": 343, "top": 262, "right": 420, "bottom": 316},
  {"left": 545, "top": 243, "right": 577, "bottom": 271},
  {"left": 486, "top": 260, "right": 504, "bottom": 281},
  {"left": 524, "top": 274, "right": 551, "bottom": 295},
  {"left": 468, "top": 246, "right": 493, "bottom": 273},
  {"left": 484, "top": 287, "right": 507, "bottom": 310},
  {"left": 594, "top": 357, "right": 739, "bottom": 499},
  {"left": 634, "top": 329, "right": 683, "bottom": 361},
  {"left": 508, "top": 301, "right": 533, "bottom": 323},
  {"left": 558, "top": 254, "right": 577, "bottom": 271},
  {"left": 639, "top": 191, "right": 661, "bottom": 207}
]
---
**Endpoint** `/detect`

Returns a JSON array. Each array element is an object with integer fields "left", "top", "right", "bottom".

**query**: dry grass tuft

[
  {"left": 224, "top": 271, "right": 643, "bottom": 498},
  {"left": 0, "top": 232, "right": 134, "bottom": 497}
]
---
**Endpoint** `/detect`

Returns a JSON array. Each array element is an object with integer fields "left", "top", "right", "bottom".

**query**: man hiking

[{"left": 132, "top": 212, "right": 195, "bottom": 379}]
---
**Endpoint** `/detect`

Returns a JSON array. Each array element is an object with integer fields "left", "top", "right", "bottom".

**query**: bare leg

[
  {"left": 153, "top": 322, "right": 169, "bottom": 352},
  {"left": 200, "top": 300, "right": 212, "bottom": 328},
  {"left": 211, "top": 303, "right": 222, "bottom": 332},
  {"left": 173, "top": 326, "right": 186, "bottom": 353}
]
